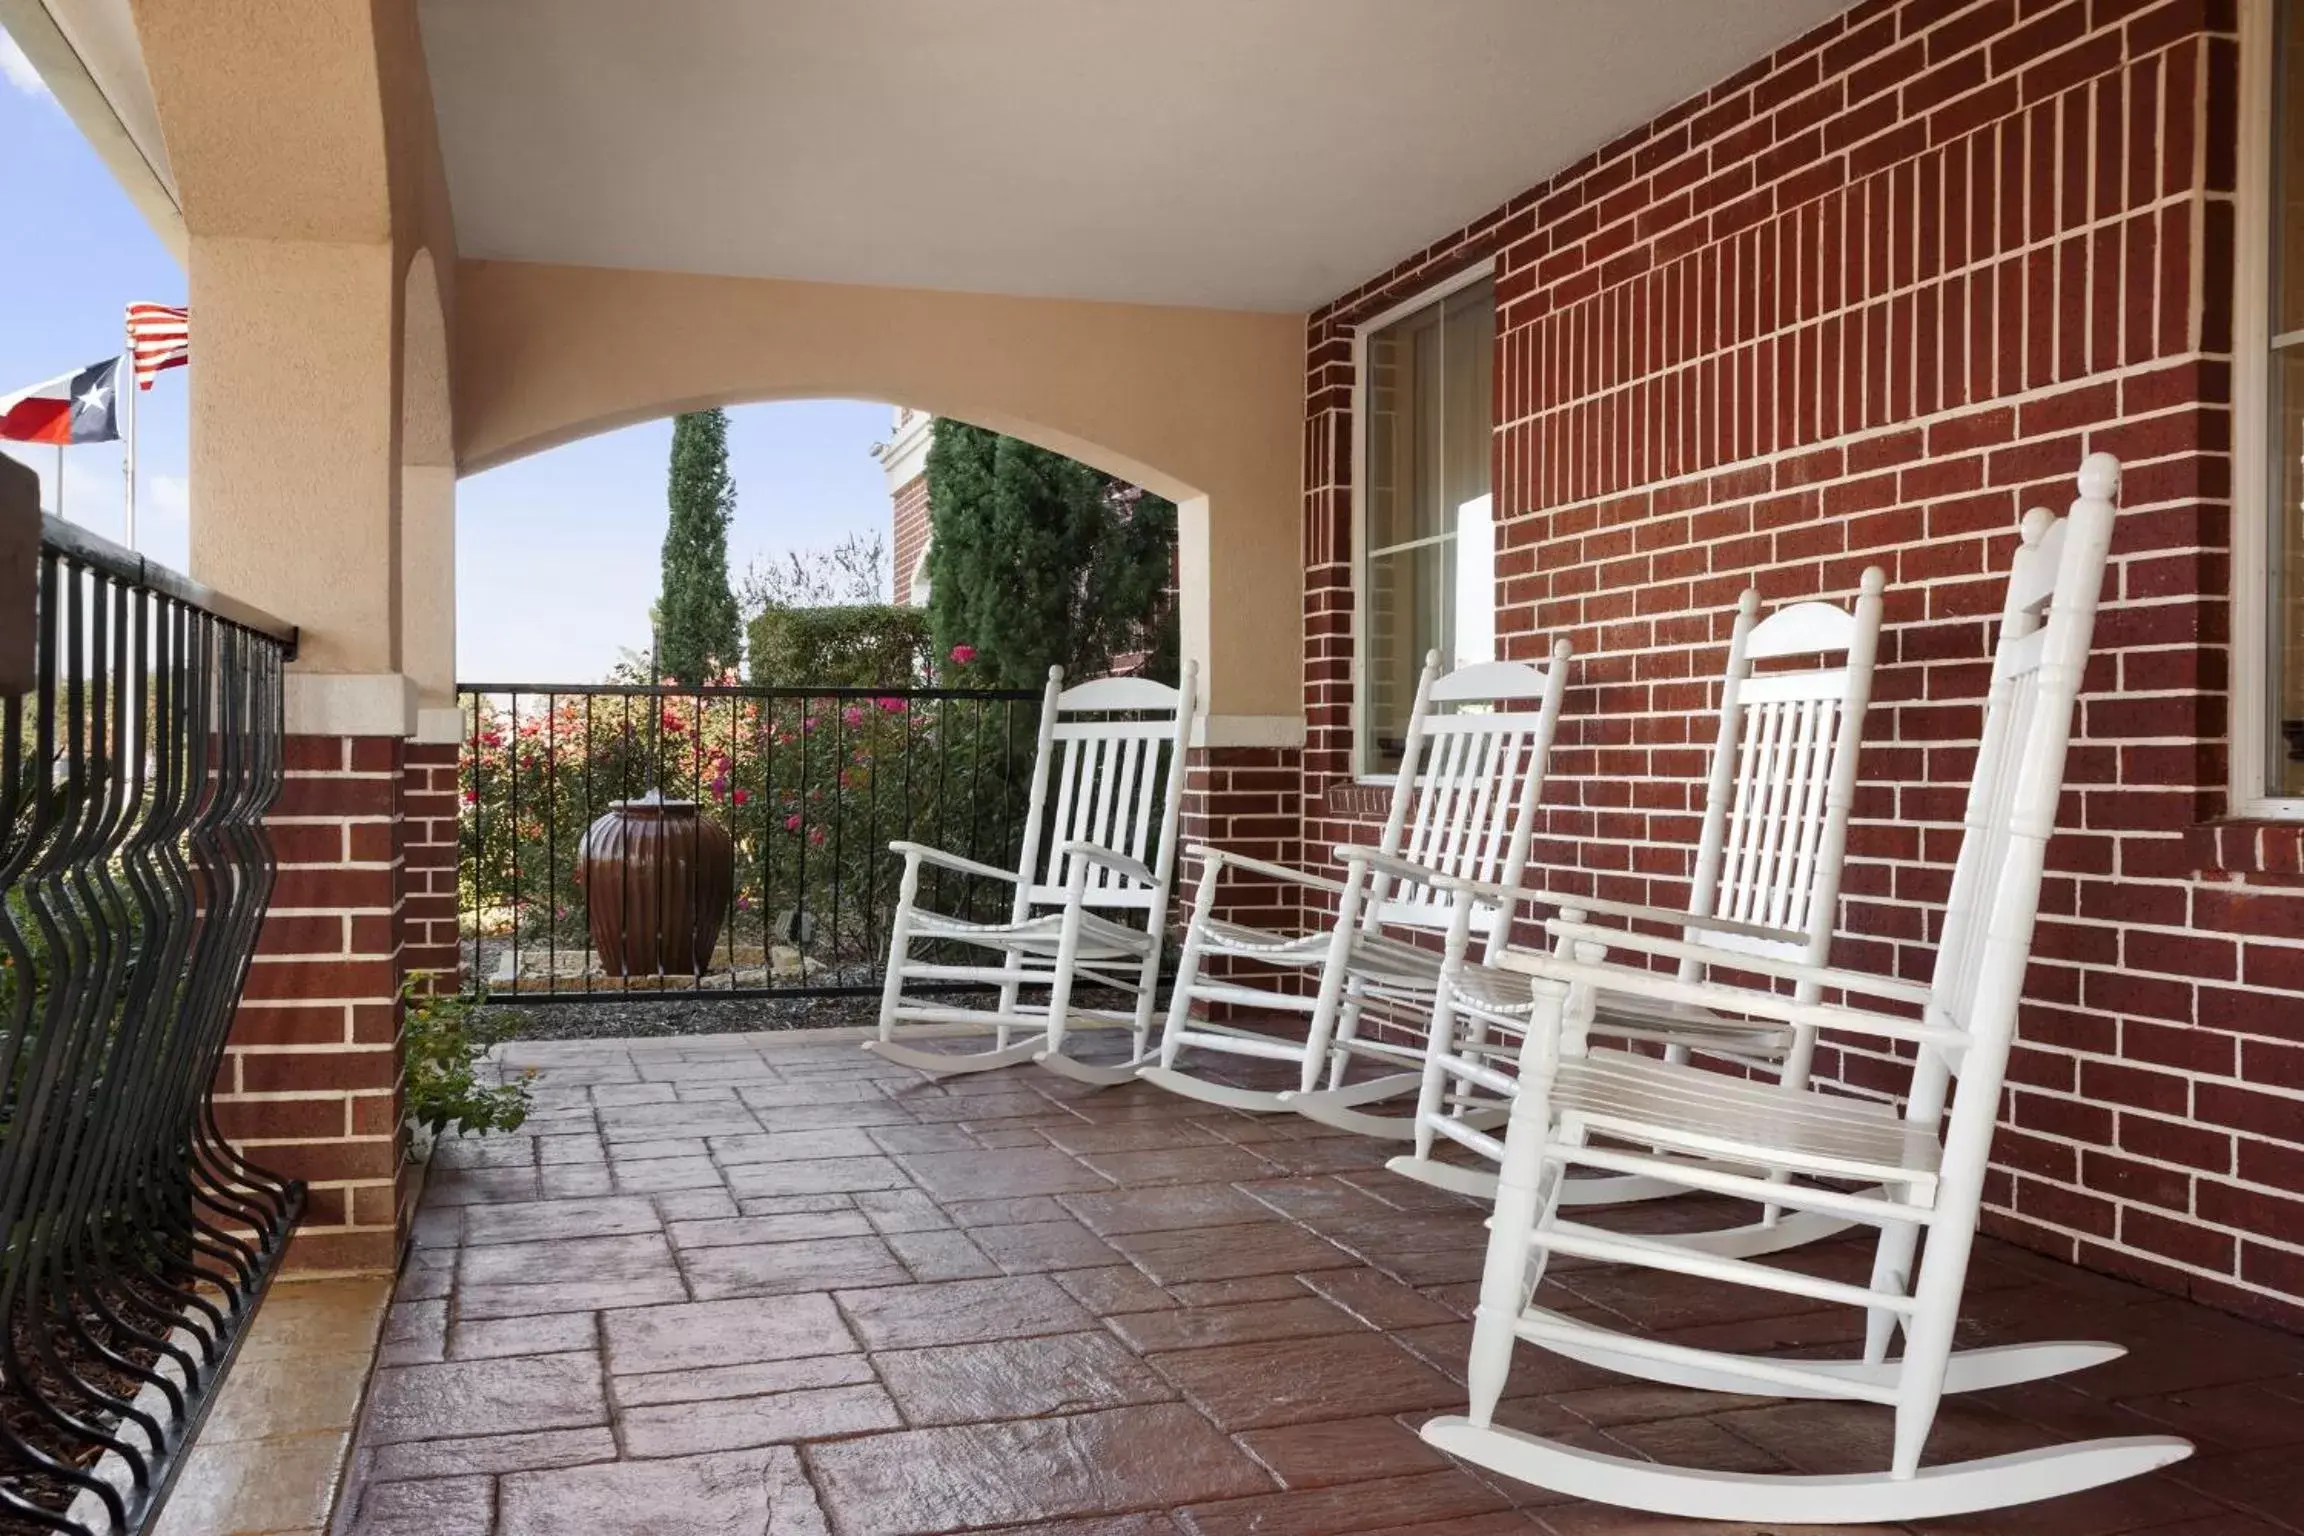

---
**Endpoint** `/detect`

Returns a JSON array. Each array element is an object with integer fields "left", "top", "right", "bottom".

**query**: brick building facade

[
  {"left": 879, "top": 405, "right": 936, "bottom": 606},
  {"left": 1260, "top": 0, "right": 2304, "bottom": 1329}
]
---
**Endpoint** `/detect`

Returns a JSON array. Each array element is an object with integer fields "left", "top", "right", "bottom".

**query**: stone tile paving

[{"left": 334, "top": 1031, "right": 2304, "bottom": 1536}]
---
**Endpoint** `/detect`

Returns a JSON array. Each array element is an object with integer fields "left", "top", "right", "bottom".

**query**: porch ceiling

[{"left": 417, "top": 0, "right": 1848, "bottom": 312}]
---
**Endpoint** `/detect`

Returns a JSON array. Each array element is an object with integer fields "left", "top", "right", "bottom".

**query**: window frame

[
  {"left": 1349, "top": 259, "right": 1498, "bottom": 781},
  {"left": 2234, "top": 0, "right": 2304, "bottom": 819}
]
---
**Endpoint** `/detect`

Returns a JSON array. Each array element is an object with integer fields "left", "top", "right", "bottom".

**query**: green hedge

[{"left": 747, "top": 604, "right": 932, "bottom": 688}]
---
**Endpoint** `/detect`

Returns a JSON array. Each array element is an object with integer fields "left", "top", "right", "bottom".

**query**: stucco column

[
  {"left": 188, "top": 235, "right": 413, "bottom": 728},
  {"left": 135, "top": 0, "right": 459, "bottom": 1277},
  {"left": 1176, "top": 491, "right": 1303, "bottom": 748}
]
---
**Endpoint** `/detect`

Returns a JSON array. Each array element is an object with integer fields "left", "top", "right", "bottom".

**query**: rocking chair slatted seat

[
  {"left": 864, "top": 663, "right": 1197, "bottom": 1082},
  {"left": 1384, "top": 570, "right": 1887, "bottom": 1257},
  {"left": 1421, "top": 454, "right": 2192, "bottom": 1523},
  {"left": 1138, "top": 644, "right": 1573, "bottom": 1116}
]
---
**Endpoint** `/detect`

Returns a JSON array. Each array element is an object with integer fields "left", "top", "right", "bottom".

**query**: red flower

[
  {"left": 462, "top": 789, "right": 479, "bottom": 805},
  {"left": 785, "top": 813, "right": 802, "bottom": 831},
  {"left": 949, "top": 644, "right": 977, "bottom": 666},
  {"left": 733, "top": 788, "right": 750, "bottom": 806}
]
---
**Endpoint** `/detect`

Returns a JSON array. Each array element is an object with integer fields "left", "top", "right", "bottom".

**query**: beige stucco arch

[
  {"left": 453, "top": 261, "right": 1306, "bottom": 726},
  {"left": 401, "top": 248, "right": 456, "bottom": 711}
]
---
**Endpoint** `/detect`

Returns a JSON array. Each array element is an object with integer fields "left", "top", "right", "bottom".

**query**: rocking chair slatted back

[
  {"left": 1682, "top": 570, "right": 1887, "bottom": 966},
  {"left": 1014, "top": 666, "right": 1195, "bottom": 913},
  {"left": 1367, "top": 640, "right": 1572, "bottom": 945}
]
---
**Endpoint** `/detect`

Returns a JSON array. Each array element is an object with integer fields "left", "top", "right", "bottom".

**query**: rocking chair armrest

[
  {"left": 1183, "top": 844, "right": 1349, "bottom": 895},
  {"left": 1512, "top": 916, "right": 1937, "bottom": 1010},
  {"left": 1501, "top": 945, "right": 1964, "bottom": 1051},
  {"left": 1331, "top": 845, "right": 1454, "bottom": 891},
  {"left": 888, "top": 841, "right": 1024, "bottom": 883},
  {"left": 1058, "top": 840, "right": 1154, "bottom": 886},
  {"left": 1549, "top": 893, "right": 1812, "bottom": 951},
  {"left": 1424, "top": 868, "right": 1565, "bottom": 913}
]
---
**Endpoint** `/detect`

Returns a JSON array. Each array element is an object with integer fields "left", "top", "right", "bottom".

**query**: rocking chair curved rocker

[
  {"left": 1423, "top": 454, "right": 2191, "bottom": 1522},
  {"left": 1139, "top": 644, "right": 1571, "bottom": 1118},
  {"left": 865, "top": 663, "right": 1197, "bottom": 1083}
]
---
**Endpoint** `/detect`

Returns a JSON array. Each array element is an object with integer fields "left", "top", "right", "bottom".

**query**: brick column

[
  {"left": 1179, "top": 746, "right": 1303, "bottom": 924},
  {"left": 1177, "top": 745, "right": 1305, "bottom": 1025},
  {"left": 401, "top": 741, "right": 462, "bottom": 989},
  {"left": 222, "top": 736, "right": 410, "bottom": 1275}
]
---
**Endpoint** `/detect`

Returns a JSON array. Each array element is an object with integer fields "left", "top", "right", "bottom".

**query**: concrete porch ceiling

[{"left": 418, "top": 0, "right": 1845, "bottom": 312}]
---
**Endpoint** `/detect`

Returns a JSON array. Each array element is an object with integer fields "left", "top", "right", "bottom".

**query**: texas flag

[{"left": 0, "top": 357, "right": 122, "bottom": 445}]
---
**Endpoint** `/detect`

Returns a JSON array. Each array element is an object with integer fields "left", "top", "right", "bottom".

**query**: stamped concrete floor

[{"left": 333, "top": 1030, "right": 2304, "bottom": 1536}]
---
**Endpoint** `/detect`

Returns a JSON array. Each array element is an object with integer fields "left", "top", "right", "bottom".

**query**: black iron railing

[
  {"left": 457, "top": 681, "right": 1044, "bottom": 1001},
  {"left": 0, "top": 489, "right": 303, "bottom": 1535}
]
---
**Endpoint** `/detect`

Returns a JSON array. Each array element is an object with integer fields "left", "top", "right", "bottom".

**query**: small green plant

[{"left": 403, "top": 980, "right": 533, "bottom": 1142}]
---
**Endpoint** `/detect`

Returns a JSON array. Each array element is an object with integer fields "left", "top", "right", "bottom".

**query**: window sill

[{"left": 2187, "top": 819, "right": 2304, "bottom": 880}]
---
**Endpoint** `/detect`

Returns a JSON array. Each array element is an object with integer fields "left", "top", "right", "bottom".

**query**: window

[
  {"left": 1356, "top": 273, "right": 1496, "bottom": 774},
  {"left": 2267, "top": 0, "right": 2304, "bottom": 799},
  {"left": 2240, "top": 0, "right": 2304, "bottom": 814}
]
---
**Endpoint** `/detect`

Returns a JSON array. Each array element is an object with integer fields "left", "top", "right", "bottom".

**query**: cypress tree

[
  {"left": 922, "top": 420, "right": 1177, "bottom": 691},
  {"left": 656, "top": 409, "right": 743, "bottom": 685}
]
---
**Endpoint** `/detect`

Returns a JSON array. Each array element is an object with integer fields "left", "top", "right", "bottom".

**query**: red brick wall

[
  {"left": 1299, "top": 0, "right": 2304, "bottom": 1328},
  {"left": 893, "top": 473, "right": 932, "bottom": 605},
  {"left": 221, "top": 735, "right": 414, "bottom": 1274},
  {"left": 1180, "top": 746, "right": 1306, "bottom": 925}
]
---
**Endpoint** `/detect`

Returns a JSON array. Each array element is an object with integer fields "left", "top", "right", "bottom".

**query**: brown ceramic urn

[{"left": 578, "top": 792, "right": 734, "bottom": 976}]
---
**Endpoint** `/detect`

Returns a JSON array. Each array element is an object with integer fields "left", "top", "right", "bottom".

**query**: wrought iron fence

[
  {"left": 457, "top": 681, "right": 1045, "bottom": 1001},
  {"left": 1, "top": 489, "right": 303, "bottom": 1535}
]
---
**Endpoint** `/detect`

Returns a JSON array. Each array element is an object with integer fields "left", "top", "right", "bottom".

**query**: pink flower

[
  {"left": 876, "top": 696, "right": 907, "bottom": 713},
  {"left": 949, "top": 644, "right": 977, "bottom": 666},
  {"left": 808, "top": 827, "right": 827, "bottom": 846},
  {"left": 842, "top": 705, "right": 864, "bottom": 728},
  {"left": 801, "top": 715, "right": 819, "bottom": 733},
  {"left": 461, "top": 789, "right": 479, "bottom": 805},
  {"left": 785, "top": 813, "right": 803, "bottom": 831},
  {"left": 732, "top": 788, "right": 750, "bottom": 806},
  {"left": 710, "top": 774, "right": 730, "bottom": 796},
  {"left": 737, "top": 895, "right": 753, "bottom": 911}
]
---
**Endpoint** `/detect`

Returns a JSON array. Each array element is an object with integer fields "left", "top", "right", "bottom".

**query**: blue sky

[{"left": 1, "top": 38, "right": 893, "bottom": 684}]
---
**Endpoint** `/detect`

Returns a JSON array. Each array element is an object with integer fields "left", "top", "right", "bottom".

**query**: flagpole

[
  {"left": 123, "top": 338, "right": 137, "bottom": 551},
  {"left": 55, "top": 441, "right": 63, "bottom": 521}
]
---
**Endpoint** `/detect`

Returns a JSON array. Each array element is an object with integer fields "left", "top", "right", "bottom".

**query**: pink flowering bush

[{"left": 459, "top": 678, "right": 1038, "bottom": 970}]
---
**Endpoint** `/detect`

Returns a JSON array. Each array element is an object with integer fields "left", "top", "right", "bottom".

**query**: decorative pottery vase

[{"left": 578, "top": 792, "right": 734, "bottom": 976}]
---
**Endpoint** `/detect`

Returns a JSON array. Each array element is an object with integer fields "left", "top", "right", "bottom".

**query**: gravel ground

[
  {"left": 480, "top": 991, "right": 880, "bottom": 1041},
  {"left": 482, "top": 985, "right": 1141, "bottom": 1042}
]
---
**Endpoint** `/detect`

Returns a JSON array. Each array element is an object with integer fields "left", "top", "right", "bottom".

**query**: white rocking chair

[
  {"left": 1140, "top": 645, "right": 1571, "bottom": 1120},
  {"left": 1423, "top": 454, "right": 2193, "bottom": 1522},
  {"left": 865, "top": 663, "right": 1197, "bottom": 1083},
  {"left": 1388, "top": 571, "right": 1886, "bottom": 1260}
]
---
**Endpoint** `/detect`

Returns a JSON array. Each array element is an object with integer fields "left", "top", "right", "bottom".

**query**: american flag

[{"left": 125, "top": 303, "right": 189, "bottom": 391}]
